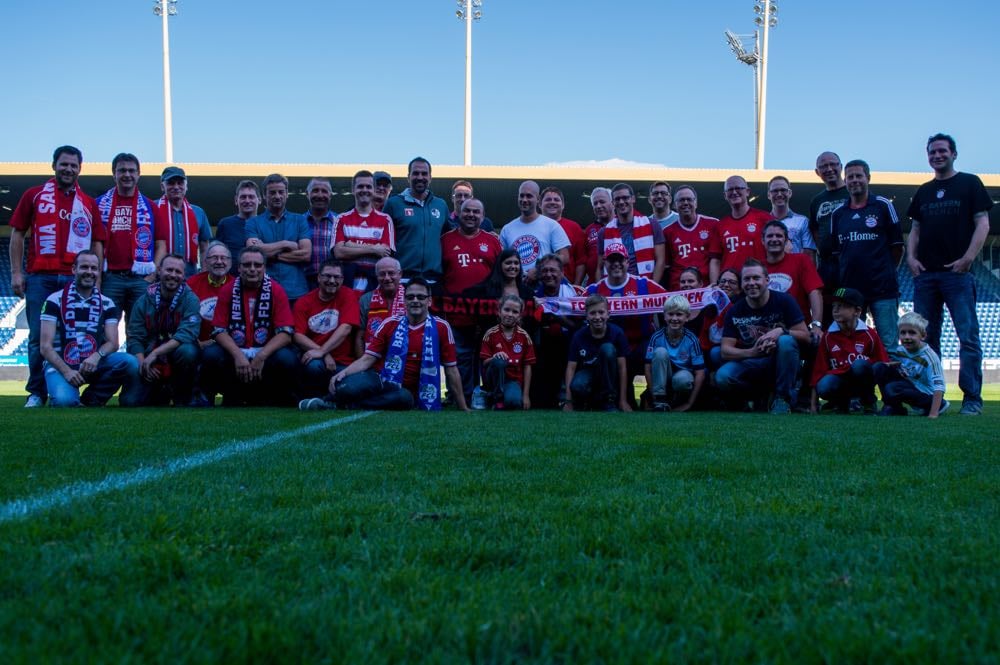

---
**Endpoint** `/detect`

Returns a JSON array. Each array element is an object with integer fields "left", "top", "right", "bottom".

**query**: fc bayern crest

[
  {"left": 71, "top": 216, "right": 91, "bottom": 237},
  {"left": 936, "top": 189, "right": 945, "bottom": 199},
  {"left": 136, "top": 226, "right": 152, "bottom": 248},
  {"left": 512, "top": 343, "right": 523, "bottom": 353},
  {"left": 699, "top": 231, "right": 709, "bottom": 240},
  {"left": 254, "top": 327, "right": 269, "bottom": 345},
  {"left": 232, "top": 330, "right": 246, "bottom": 346},
  {"left": 747, "top": 223, "right": 757, "bottom": 233},
  {"left": 479, "top": 243, "right": 489, "bottom": 253},
  {"left": 865, "top": 215, "right": 878, "bottom": 228}
]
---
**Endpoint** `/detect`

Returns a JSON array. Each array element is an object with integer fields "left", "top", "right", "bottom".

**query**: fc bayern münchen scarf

[
  {"left": 226, "top": 276, "right": 273, "bottom": 348},
  {"left": 97, "top": 189, "right": 155, "bottom": 274},
  {"left": 380, "top": 315, "right": 442, "bottom": 411},
  {"left": 145, "top": 281, "right": 187, "bottom": 346},
  {"left": 59, "top": 281, "right": 103, "bottom": 368}
]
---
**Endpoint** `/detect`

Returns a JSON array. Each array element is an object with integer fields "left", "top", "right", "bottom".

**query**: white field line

[{"left": 0, "top": 411, "right": 375, "bottom": 524}]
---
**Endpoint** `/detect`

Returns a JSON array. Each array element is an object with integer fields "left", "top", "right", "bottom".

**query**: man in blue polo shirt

[
  {"left": 831, "top": 159, "right": 904, "bottom": 338},
  {"left": 382, "top": 157, "right": 451, "bottom": 284},
  {"left": 245, "top": 173, "right": 312, "bottom": 304}
]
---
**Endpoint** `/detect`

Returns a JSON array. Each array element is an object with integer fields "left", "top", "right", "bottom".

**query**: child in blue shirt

[
  {"left": 644, "top": 295, "right": 706, "bottom": 412},
  {"left": 874, "top": 311, "right": 948, "bottom": 417}
]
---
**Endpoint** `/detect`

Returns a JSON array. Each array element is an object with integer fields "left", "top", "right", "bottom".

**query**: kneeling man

[
  {"left": 202, "top": 246, "right": 299, "bottom": 406},
  {"left": 127, "top": 253, "right": 203, "bottom": 405},
  {"left": 301, "top": 278, "right": 468, "bottom": 411},
  {"left": 39, "top": 250, "right": 141, "bottom": 407}
]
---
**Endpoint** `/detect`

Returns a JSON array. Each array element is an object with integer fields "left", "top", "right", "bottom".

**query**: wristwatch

[
  {"left": 97, "top": 348, "right": 108, "bottom": 358},
  {"left": 809, "top": 320, "right": 822, "bottom": 329}
]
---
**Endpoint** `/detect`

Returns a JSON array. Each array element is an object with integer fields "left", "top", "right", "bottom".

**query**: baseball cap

[
  {"left": 832, "top": 287, "right": 864, "bottom": 308},
  {"left": 604, "top": 242, "right": 627, "bottom": 260},
  {"left": 373, "top": 171, "right": 392, "bottom": 185},
  {"left": 160, "top": 166, "right": 186, "bottom": 182}
]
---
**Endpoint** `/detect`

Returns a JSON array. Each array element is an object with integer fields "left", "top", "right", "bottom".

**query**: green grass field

[{"left": 1, "top": 390, "right": 998, "bottom": 662}]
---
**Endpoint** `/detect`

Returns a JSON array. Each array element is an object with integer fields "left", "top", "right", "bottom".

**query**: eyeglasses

[
  {"left": 769, "top": 188, "right": 790, "bottom": 194},
  {"left": 405, "top": 294, "right": 429, "bottom": 301},
  {"left": 725, "top": 187, "right": 748, "bottom": 193}
]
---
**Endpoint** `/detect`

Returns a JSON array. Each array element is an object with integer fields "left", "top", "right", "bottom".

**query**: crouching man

[
  {"left": 39, "top": 250, "right": 141, "bottom": 407},
  {"left": 300, "top": 278, "right": 468, "bottom": 411},
  {"left": 126, "top": 254, "right": 203, "bottom": 405},
  {"left": 202, "top": 246, "right": 299, "bottom": 406}
]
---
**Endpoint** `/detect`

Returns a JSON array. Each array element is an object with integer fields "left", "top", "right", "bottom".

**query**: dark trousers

[{"left": 201, "top": 344, "right": 299, "bottom": 406}]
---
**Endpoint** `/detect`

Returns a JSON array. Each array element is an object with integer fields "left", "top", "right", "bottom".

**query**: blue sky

[{"left": 3, "top": 0, "right": 997, "bottom": 173}]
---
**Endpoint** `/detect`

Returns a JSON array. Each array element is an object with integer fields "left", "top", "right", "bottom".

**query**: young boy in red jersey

[
  {"left": 479, "top": 294, "right": 536, "bottom": 410},
  {"left": 809, "top": 287, "right": 888, "bottom": 414}
]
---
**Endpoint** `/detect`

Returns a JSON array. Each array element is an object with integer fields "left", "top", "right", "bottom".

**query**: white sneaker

[
  {"left": 298, "top": 397, "right": 336, "bottom": 411},
  {"left": 24, "top": 395, "right": 44, "bottom": 408}
]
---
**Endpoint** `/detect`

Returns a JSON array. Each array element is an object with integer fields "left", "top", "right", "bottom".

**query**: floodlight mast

[
  {"left": 153, "top": 0, "right": 178, "bottom": 163},
  {"left": 456, "top": 0, "right": 482, "bottom": 166},
  {"left": 724, "top": 1, "right": 777, "bottom": 169}
]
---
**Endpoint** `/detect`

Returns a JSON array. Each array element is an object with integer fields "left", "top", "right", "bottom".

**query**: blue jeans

[
  {"left": 298, "top": 358, "right": 348, "bottom": 398},
  {"left": 815, "top": 359, "right": 876, "bottom": 407},
  {"left": 333, "top": 369, "right": 414, "bottom": 410},
  {"left": 451, "top": 325, "right": 480, "bottom": 404},
  {"left": 569, "top": 342, "right": 619, "bottom": 409},
  {"left": 912, "top": 271, "right": 981, "bottom": 408},
  {"left": 715, "top": 334, "right": 800, "bottom": 403},
  {"left": 481, "top": 357, "right": 524, "bottom": 409},
  {"left": 648, "top": 347, "right": 694, "bottom": 401},
  {"left": 866, "top": 298, "right": 899, "bottom": 343},
  {"left": 25, "top": 273, "right": 73, "bottom": 399},
  {"left": 44, "top": 352, "right": 142, "bottom": 407},
  {"left": 102, "top": 271, "right": 152, "bottom": 327},
  {"left": 874, "top": 362, "right": 933, "bottom": 415}
]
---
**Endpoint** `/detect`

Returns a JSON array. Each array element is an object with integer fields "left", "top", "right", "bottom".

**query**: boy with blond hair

[
  {"left": 644, "top": 295, "right": 706, "bottom": 412},
  {"left": 874, "top": 312, "right": 948, "bottom": 417}
]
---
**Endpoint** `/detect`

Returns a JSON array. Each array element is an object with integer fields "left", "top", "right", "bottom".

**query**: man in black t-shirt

[
  {"left": 831, "top": 159, "right": 904, "bottom": 337},
  {"left": 809, "top": 151, "right": 850, "bottom": 325},
  {"left": 716, "top": 259, "right": 810, "bottom": 414},
  {"left": 906, "top": 133, "right": 993, "bottom": 415}
]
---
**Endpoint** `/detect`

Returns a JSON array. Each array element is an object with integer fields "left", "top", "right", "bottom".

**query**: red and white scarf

[
  {"left": 603, "top": 215, "right": 656, "bottom": 278},
  {"left": 97, "top": 189, "right": 155, "bottom": 274},
  {"left": 34, "top": 179, "right": 93, "bottom": 265},
  {"left": 154, "top": 197, "right": 199, "bottom": 263},
  {"left": 365, "top": 284, "right": 406, "bottom": 343}
]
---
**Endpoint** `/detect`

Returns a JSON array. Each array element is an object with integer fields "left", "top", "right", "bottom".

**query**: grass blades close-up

[{"left": 0, "top": 393, "right": 998, "bottom": 663}]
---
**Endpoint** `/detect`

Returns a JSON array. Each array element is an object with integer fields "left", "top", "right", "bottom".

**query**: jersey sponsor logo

[
  {"left": 865, "top": 215, "right": 878, "bottom": 229},
  {"left": 767, "top": 272, "right": 793, "bottom": 292},
  {"left": 842, "top": 231, "right": 880, "bottom": 242},
  {"left": 676, "top": 243, "right": 691, "bottom": 259},
  {"left": 817, "top": 200, "right": 846, "bottom": 219},
  {"left": 308, "top": 308, "right": 340, "bottom": 334},
  {"left": 199, "top": 296, "right": 218, "bottom": 321},
  {"left": 457, "top": 253, "right": 471, "bottom": 267}
]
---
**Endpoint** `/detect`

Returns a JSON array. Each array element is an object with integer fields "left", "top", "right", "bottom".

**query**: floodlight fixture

[
  {"left": 153, "top": 0, "right": 177, "bottom": 162},
  {"left": 455, "top": 0, "right": 484, "bottom": 166}
]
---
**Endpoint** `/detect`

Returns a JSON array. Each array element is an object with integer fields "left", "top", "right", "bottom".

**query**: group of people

[{"left": 8, "top": 133, "right": 991, "bottom": 416}]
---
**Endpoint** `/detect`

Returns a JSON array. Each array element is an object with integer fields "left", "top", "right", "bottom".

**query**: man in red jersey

[
  {"left": 441, "top": 198, "right": 502, "bottom": 403},
  {"left": 293, "top": 260, "right": 360, "bottom": 398},
  {"left": 334, "top": 170, "right": 396, "bottom": 294},
  {"left": 201, "top": 246, "right": 298, "bottom": 406},
  {"left": 762, "top": 220, "right": 824, "bottom": 341},
  {"left": 9, "top": 145, "right": 106, "bottom": 407},
  {"left": 662, "top": 185, "right": 718, "bottom": 291},
  {"left": 709, "top": 175, "right": 771, "bottom": 283},
  {"left": 300, "top": 278, "right": 468, "bottom": 411},
  {"left": 586, "top": 242, "right": 666, "bottom": 406},
  {"left": 540, "top": 186, "right": 587, "bottom": 285},
  {"left": 187, "top": 241, "right": 235, "bottom": 346}
]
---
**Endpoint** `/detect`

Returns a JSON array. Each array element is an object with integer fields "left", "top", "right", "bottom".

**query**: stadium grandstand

[{"left": 2, "top": 161, "right": 999, "bottom": 379}]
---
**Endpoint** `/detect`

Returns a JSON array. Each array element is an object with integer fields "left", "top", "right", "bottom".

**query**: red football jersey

[
  {"left": 293, "top": 286, "right": 361, "bottom": 365},
  {"left": 366, "top": 316, "right": 458, "bottom": 392},
  {"left": 479, "top": 324, "right": 536, "bottom": 385},
  {"left": 663, "top": 214, "right": 718, "bottom": 289},
  {"left": 709, "top": 208, "right": 771, "bottom": 274}
]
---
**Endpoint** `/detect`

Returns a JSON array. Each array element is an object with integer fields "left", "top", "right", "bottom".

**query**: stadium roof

[{"left": 2, "top": 163, "right": 999, "bottom": 234}]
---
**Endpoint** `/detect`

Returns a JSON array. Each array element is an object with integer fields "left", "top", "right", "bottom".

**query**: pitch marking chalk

[{"left": 0, "top": 411, "right": 375, "bottom": 524}]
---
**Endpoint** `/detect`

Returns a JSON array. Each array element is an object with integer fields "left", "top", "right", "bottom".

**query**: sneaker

[
  {"left": 878, "top": 405, "right": 908, "bottom": 417},
  {"left": 848, "top": 398, "right": 863, "bottom": 414},
  {"left": 652, "top": 401, "right": 671, "bottom": 412},
  {"left": 959, "top": 402, "right": 982, "bottom": 416},
  {"left": 24, "top": 394, "right": 44, "bottom": 408},
  {"left": 298, "top": 397, "right": 336, "bottom": 411},
  {"left": 769, "top": 398, "right": 791, "bottom": 415}
]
